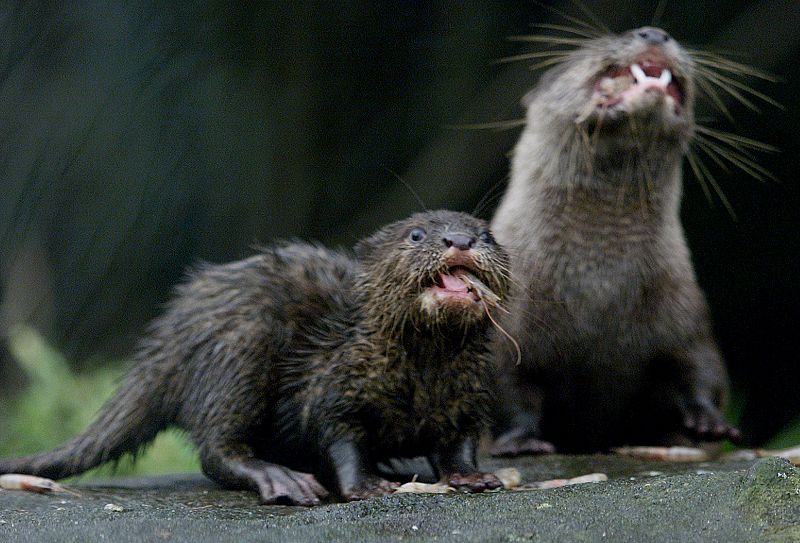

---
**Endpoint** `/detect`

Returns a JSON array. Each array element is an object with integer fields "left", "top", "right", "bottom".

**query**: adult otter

[
  {"left": 0, "top": 210, "right": 510, "bottom": 505},
  {"left": 490, "top": 27, "right": 741, "bottom": 456}
]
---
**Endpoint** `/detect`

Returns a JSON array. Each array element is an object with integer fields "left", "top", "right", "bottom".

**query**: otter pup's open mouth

[
  {"left": 592, "top": 50, "right": 684, "bottom": 114},
  {"left": 430, "top": 266, "right": 481, "bottom": 303}
]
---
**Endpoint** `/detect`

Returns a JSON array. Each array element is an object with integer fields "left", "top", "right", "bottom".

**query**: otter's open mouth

[
  {"left": 429, "top": 266, "right": 481, "bottom": 303},
  {"left": 592, "top": 50, "right": 684, "bottom": 114}
]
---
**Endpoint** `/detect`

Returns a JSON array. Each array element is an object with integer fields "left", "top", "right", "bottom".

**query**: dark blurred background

[{"left": 0, "top": 0, "right": 797, "bottom": 445}]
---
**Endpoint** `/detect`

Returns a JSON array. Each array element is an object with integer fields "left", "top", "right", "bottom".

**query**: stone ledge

[{"left": 0, "top": 455, "right": 798, "bottom": 542}]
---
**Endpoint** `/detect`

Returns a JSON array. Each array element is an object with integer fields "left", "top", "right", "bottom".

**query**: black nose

[
  {"left": 635, "top": 27, "right": 670, "bottom": 45},
  {"left": 443, "top": 233, "right": 476, "bottom": 251}
]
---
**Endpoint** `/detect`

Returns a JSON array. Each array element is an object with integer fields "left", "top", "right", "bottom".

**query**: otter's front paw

[
  {"left": 682, "top": 403, "right": 741, "bottom": 443},
  {"left": 445, "top": 472, "right": 503, "bottom": 493},
  {"left": 342, "top": 476, "right": 399, "bottom": 501},
  {"left": 257, "top": 466, "right": 329, "bottom": 506}
]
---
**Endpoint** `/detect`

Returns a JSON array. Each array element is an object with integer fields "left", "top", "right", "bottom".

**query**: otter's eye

[
  {"left": 479, "top": 231, "right": 494, "bottom": 244},
  {"left": 408, "top": 227, "right": 426, "bottom": 242}
]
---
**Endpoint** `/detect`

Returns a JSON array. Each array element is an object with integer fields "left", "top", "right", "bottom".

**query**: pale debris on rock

[
  {"left": 612, "top": 446, "right": 710, "bottom": 462},
  {"left": 516, "top": 473, "right": 608, "bottom": 491},
  {"left": 0, "top": 474, "right": 81, "bottom": 496},
  {"left": 393, "top": 467, "right": 523, "bottom": 494}
]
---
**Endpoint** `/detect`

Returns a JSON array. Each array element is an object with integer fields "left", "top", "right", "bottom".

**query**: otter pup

[
  {"left": 0, "top": 210, "right": 510, "bottom": 505},
  {"left": 490, "top": 27, "right": 741, "bottom": 455}
]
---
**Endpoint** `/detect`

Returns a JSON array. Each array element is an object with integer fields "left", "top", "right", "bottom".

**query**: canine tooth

[
  {"left": 630, "top": 63, "right": 647, "bottom": 84},
  {"left": 659, "top": 69, "right": 672, "bottom": 85}
]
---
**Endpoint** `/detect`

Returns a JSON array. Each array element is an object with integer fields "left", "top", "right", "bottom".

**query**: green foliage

[
  {"left": 0, "top": 325, "right": 199, "bottom": 478},
  {"left": 765, "top": 416, "right": 800, "bottom": 450}
]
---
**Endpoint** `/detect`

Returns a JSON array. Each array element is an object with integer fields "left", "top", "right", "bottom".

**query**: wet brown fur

[{"left": 0, "top": 210, "right": 510, "bottom": 504}]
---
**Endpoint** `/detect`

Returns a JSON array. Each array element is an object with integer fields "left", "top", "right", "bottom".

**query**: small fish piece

[
  {"left": 103, "top": 503, "right": 125, "bottom": 512},
  {"left": 494, "top": 467, "right": 522, "bottom": 489},
  {"left": 460, "top": 271, "right": 522, "bottom": 366},
  {"left": 458, "top": 272, "right": 504, "bottom": 310},
  {"left": 0, "top": 474, "right": 81, "bottom": 496},
  {"left": 394, "top": 482, "right": 453, "bottom": 494},
  {"left": 612, "top": 446, "right": 710, "bottom": 462},
  {"left": 515, "top": 472, "right": 607, "bottom": 491}
]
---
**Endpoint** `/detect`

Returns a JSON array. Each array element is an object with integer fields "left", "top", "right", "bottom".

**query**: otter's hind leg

[
  {"left": 648, "top": 340, "right": 741, "bottom": 444},
  {"left": 491, "top": 381, "right": 556, "bottom": 457},
  {"left": 199, "top": 443, "right": 328, "bottom": 506}
]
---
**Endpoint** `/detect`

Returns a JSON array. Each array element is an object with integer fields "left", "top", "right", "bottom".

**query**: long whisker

[
  {"left": 694, "top": 133, "right": 778, "bottom": 182},
  {"left": 384, "top": 168, "right": 428, "bottom": 212},
  {"left": 530, "top": 23, "right": 602, "bottom": 39},
  {"left": 694, "top": 74, "right": 735, "bottom": 122},
  {"left": 526, "top": 57, "right": 576, "bottom": 72},
  {"left": 696, "top": 126, "right": 779, "bottom": 153},
  {"left": 689, "top": 52, "right": 781, "bottom": 82},
  {"left": 694, "top": 70, "right": 761, "bottom": 112},
  {"left": 530, "top": 0, "right": 603, "bottom": 33},
  {"left": 473, "top": 175, "right": 510, "bottom": 218},
  {"left": 508, "top": 35, "right": 588, "bottom": 46},
  {"left": 484, "top": 303, "right": 521, "bottom": 366},
  {"left": 651, "top": 0, "right": 668, "bottom": 26},
  {"left": 685, "top": 149, "right": 715, "bottom": 207},
  {"left": 493, "top": 50, "right": 574, "bottom": 65},
  {"left": 695, "top": 129, "right": 778, "bottom": 171},
  {"left": 691, "top": 149, "right": 738, "bottom": 220},
  {"left": 445, "top": 119, "right": 527, "bottom": 131},
  {"left": 691, "top": 138, "right": 732, "bottom": 173},
  {"left": 568, "top": 0, "right": 610, "bottom": 34},
  {"left": 695, "top": 67, "right": 784, "bottom": 111}
]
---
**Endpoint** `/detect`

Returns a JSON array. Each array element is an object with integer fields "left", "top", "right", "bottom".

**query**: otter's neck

[
  {"left": 498, "top": 121, "right": 686, "bottom": 231},
  {"left": 399, "top": 325, "right": 481, "bottom": 367},
  {"left": 356, "top": 305, "right": 482, "bottom": 370}
]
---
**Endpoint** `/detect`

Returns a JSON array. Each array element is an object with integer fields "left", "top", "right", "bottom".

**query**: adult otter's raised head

[
  {"left": 511, "top": 26, "right": 708, "bottom": 202},
  {"left": 356, "top": 210, "right": 510, "bottom": 335},
  {"left": 584, "top": 27, "right": 693, "bottom": 125}
]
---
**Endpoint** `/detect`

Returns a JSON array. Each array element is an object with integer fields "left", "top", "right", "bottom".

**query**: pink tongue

[{"left": 439, "top": 273, "right": 468, "bottom": 292}]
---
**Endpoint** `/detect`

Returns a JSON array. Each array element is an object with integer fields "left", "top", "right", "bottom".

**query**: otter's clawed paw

[
  {"left": 343, "top": 476, "right": 400, "bottom": 501},
  {"left": 682, "top": 404, "right": 741, "bottom": 443},
  {"left": 446, "top": 472, "right": 503, "bottom": 493},
  {"left": 490, "top": 433, "right": 556, "bottom": 457},
  {"left": 257, "top": 466, "right": 329, "bottom": 506}
]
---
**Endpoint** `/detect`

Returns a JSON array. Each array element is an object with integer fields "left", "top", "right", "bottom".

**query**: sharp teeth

[
  {"left": 630, "top": 63, "right": 647, "bottom": 84},
  {"left": 629, "top": 64, "right": 672, "bottom": 87}
]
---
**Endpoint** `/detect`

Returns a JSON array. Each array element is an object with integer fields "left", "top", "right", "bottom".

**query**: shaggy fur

[{"left": 0, "top": 210, "right": 510, "bottom": 504}]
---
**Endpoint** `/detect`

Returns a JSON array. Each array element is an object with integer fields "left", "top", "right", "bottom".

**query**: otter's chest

[
  {"left": 539, "top": 217, "right": 660, "bottom": 308},
  {"left": 365, "top": 364, "right": 489, "bottom": 455},
  {"left": 526, "top": 219, "right": 672, "bottom": 354}
]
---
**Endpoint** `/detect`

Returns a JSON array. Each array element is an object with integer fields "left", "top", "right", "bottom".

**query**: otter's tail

[{"left": 0, "top": 368, "right": 171, "bottom": 480}]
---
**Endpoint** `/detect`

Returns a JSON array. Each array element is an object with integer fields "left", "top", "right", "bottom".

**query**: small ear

[
  {"left": 353, "top": 238, "right": 373, "bottom": 260},
  {"left": 355, "top": 221, "right": 400, "bottom": 261},
  {"left": 354, "top": 230, "right": 385, "bottom": 261}
]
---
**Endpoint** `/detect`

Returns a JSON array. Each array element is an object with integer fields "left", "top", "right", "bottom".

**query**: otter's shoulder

[
  {"left": 189, "top": 241, "right": 355, "bottom": 284},
  {"left": 164, "top": 242, "right": 357, "bottom": 319}
]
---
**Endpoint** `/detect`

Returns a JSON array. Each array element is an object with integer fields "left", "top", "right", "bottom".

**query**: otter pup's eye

[
  {"left": 479, "top": 231, "right": 494, "bottom": 244},
  {"left": 408, "top": 228, "right": 426, "bottom": 242}
]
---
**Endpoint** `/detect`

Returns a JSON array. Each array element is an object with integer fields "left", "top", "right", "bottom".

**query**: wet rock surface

[{"left": 1, "top": 455, "right": 798, "bottom": 542}]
